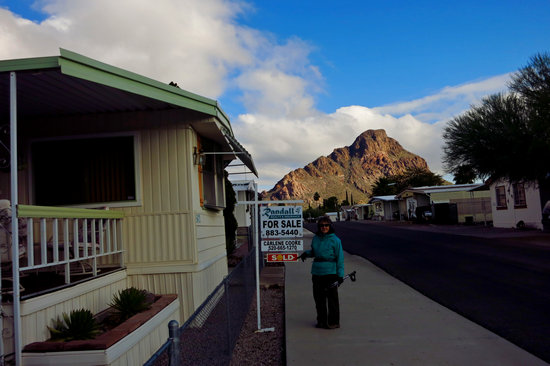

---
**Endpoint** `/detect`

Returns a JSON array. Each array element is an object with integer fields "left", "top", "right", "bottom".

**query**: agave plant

[
  {"left": 48, "top": 309, "right": 100, "bottom": 341},
  {"left": 109, "top": 287, "right": 154, "bottom": 322}
]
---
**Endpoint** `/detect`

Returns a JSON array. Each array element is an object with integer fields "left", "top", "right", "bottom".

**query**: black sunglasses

[{"left": 319, "top": 224, "right": 331, "bottom": 227}]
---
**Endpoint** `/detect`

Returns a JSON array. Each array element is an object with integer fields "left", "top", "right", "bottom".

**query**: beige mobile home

[{"left": 0, "top": 49, "right": 257, "bottom": 365}]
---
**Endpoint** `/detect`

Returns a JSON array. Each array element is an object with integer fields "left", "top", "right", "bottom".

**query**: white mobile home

[
  {"left": 232, "top": 180, "right": 257, "bottom": 228},
  {"left": 0, "top": 49, "right": 257, "bottom": 364},
  {"left": 370, "top": 195, "right": 399, "bottom": 221},
  {"left": 489, "top": 179, "right": 544, "bottom": 230}
]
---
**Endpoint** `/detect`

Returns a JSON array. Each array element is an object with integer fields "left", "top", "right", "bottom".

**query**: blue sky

[
  {"left": 1, "top": 0, "right": 549, "bottom": 192},
  {"left": 236, "top": 0, "right": 550, "bottom": 112}
]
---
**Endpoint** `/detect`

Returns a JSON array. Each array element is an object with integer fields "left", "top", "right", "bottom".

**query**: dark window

[
  {"left": 32, "top": 136, "right": 136, "bottom": 206},
  {"left": 512, "top": 183, "right": 527, "bottom": 207},
  {"left": 495, "top": 185, "right": 507, "bottom": 209},
  {"left": 200, "top": 138, "right": 225, "bottom": 210}
]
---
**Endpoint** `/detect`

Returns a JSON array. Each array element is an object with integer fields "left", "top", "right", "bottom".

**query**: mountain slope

[{"left": 261, "top": 129, "right": 430, "bottom": 205}]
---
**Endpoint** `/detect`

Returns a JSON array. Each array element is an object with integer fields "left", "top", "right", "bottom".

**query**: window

[
  {"left": 200, "top": 138, "right": 225, "bottom": 210},
  {"left": 32, "top": 135, "right": 138, "bottom": 207},
  {"left": 495, "top": 185, "right": 507, "bottom": 209},
  {"left": 512, "top": 183, "right": 527, "bottom": 207}
]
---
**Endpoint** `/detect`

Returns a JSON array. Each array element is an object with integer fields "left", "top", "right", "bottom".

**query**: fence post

[
  {"left": 168, "top": 320, "right": 180, "bottom": 366},
  {"left": 224, "top": 280, "right": 232, "bottom": 356}
]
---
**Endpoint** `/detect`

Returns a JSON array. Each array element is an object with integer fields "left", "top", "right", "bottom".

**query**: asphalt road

[{"left": 305, "top": 221, "right": 550, "bottom": 363}]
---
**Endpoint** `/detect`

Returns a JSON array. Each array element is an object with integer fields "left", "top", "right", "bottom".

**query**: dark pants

[{"left": 312, "top": 274, "right": 340, "bottom": 327}]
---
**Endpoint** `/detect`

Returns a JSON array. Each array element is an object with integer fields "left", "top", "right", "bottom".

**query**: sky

[{"left": 1, "top": 0, "right": 549, "bottom": 191}]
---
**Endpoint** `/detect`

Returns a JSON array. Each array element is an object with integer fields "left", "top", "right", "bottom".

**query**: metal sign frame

[{"left": 236, "top": 186, "right": 302, "bottom": 332}]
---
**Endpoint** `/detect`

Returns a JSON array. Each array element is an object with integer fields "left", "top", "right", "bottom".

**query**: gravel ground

[{"left": 230, "top": 286, "right": 285, "bottom": 366}]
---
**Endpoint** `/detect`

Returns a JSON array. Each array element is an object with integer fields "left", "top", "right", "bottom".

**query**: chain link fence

[{"left": 145, "top": 245, "right": 259, "bottom": 366}]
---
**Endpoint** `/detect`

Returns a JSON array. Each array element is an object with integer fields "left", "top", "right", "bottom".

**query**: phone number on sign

[
  {"left": 267, "top": 244, "right": 298, "bottom": 251},
  {"left": 261, "top": 239, "right": 303, "bottom": 252},
  {"left": 262, "top": 229, "right": 301, "bottom": 238}
]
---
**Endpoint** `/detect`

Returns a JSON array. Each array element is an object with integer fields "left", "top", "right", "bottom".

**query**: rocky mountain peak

[{"left": 261, "top": 129, "right": 429, "bottom": 205}]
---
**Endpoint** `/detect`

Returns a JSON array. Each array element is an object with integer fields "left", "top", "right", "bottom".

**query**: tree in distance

[
  {"left": 371, "top": 167, "right": 445, "bottom": 196},
  {"left": 453, "top": 165, "right": 477, "bottom": 184}
]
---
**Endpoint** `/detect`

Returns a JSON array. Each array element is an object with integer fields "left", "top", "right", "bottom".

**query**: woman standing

[{"left": 299, "top": 216, "right": 344, "bottom": 329}]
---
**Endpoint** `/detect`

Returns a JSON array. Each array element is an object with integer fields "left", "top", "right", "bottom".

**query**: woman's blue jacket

[{"left": 303, "top": 233, "right": 344, "bottom": 278}]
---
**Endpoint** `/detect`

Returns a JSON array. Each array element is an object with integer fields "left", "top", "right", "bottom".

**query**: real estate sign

[{"left": 260, "top": 205, "right": 303, "bottom": 251}]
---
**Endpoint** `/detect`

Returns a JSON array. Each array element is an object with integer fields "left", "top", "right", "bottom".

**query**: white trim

[
  {"left": 105, "top": 298, "right": 179, "bottom": 363},
  {"left": 20, "top": 270, "right": 127, "bottom": 315},
  {"left": 10, "top": 70, "right": 23, "bottom": 366},
  {"left": 21, "top": 297, "right": 179, "bottom": 366}
]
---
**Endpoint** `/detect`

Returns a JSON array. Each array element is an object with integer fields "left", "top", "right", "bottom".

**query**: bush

[
  {"left": 224, "top": 170, "right": 238, "bottom": 256},
  {"left": 48, "top": 309, "right": 100, "bottom": 341},
  {"left": 109, "top": 287, "right": 154, "bottom": 322}
]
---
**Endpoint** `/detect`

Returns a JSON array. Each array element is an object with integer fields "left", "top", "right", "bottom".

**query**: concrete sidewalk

[{"left": 285, "top": 230, "right": 548, "bottom": 366}]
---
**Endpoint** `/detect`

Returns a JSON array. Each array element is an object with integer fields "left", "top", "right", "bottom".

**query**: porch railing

[{"left": 16, "top": 205, "right": 124, "bottom": 285}]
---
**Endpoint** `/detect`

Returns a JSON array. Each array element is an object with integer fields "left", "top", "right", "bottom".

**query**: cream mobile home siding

[
  {"left": 15, "top": 111, "right": 227, "bottom": 323},
  {"left": 122, "top": 124, "right": 228, "bottom": 320}
]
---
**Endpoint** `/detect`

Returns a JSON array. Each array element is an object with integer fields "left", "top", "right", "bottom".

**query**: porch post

[{"left": 10, "top": 72, "right": 22, "bottom": 365}]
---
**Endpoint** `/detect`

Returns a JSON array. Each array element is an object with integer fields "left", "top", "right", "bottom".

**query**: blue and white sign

[{"left": 260, "top": 206, "right": 303, "bottom": 245}]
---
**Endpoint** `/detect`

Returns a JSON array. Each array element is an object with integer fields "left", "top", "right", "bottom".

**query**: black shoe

[
  {"left": 327, "top": 324, "right": 340, "bottom": 329},
  {"left": 315, "top": 323, "right": 328, "bottom": 329}
]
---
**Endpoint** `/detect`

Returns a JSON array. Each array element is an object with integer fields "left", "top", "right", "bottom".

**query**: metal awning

[{"left": 223, "top": 132, "right": 258, "bottom": 177}]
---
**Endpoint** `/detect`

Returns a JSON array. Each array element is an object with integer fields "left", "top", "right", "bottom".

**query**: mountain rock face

[{"left": 261, "top": 129, "right": 429, "bottom": 205}]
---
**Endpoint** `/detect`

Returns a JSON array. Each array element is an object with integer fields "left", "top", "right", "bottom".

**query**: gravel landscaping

[{"left": 230, "top": 285, "right": 285, "bottom": 365}]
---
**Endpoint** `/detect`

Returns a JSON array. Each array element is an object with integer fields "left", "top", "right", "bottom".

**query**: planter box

[{"left": 22, "top": 294, "right": 178, "bottom": 366}]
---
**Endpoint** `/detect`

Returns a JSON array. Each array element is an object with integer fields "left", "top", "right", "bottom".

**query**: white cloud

[
  {"left": 235, "top": 36, "right": 322, "bottom": 119},
  {"left": 372, "top": 74, "right": 511, "bottom": 122},
  {"left": 233, "top": 75, "right": 510, "bottom": 191},
  {"left": 0, "top": 0, "right": 255, "bottom": 98}
]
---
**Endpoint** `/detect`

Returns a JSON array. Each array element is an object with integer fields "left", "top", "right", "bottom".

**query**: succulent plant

[
  {"left": 109, "top": 287, "right": 154, "bottom": 321},
  {"left": 48, "top": 309, "right": 100, "bottom": 341}
]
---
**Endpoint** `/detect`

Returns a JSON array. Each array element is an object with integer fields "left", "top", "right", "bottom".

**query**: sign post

[{"left": 237, "top": 187, "right": 302, "bottom": 332}]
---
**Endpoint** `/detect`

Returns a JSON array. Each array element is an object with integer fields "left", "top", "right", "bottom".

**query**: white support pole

[
  {"left": 253, "top": 184, "right": 261, "bottom": 330},
  {"left": 10, "top": 71, "right": 22, "bottom": 366}
]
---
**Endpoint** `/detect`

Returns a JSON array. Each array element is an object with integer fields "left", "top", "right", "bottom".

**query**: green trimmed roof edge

[
  {"left": 0, "top": 49, "right": 234, "bottom": 134},
  {"left": 59, "top": 48, "right": 221, "bottom": 116},
  {"left": 0, "top": 55, "right": 59, "bottom": 72}
]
